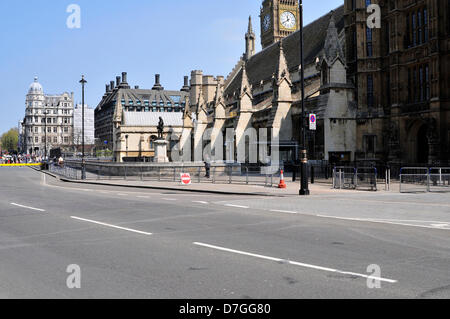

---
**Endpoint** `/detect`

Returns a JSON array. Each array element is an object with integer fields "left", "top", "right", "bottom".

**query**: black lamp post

[
  {"left": 299, "top": 0, "right": 310, "bottom": 196},
  {"left": 80, "top": 75, "right": 87, "bottom": 180},
  {"left": 44, "top": 110, "right": 49, "bottom": 160}
]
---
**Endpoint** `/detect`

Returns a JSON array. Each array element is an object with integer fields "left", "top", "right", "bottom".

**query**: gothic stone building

[
  {"left": 21, "top": 77, "right": 74, "bottom": 156},
  {"left": 345, "top": 0, "right": 450, "bottom": 165},
  {"left": 94, "top": 72, "right": 190, "bottom": 162},
  {"left": 180, "top": 1, "right": 356, "bottom": 164}
]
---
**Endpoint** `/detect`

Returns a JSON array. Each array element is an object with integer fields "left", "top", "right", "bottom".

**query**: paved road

[{"left": 0, "top": 167, "right": 449, "bottom": 298}]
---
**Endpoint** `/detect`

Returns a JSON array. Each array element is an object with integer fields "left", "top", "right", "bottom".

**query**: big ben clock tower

[{"left": 260, "top": 0, "right": 300, "bottom": 49}]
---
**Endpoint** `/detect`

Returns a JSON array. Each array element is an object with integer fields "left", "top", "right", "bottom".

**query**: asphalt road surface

[{"left": 0, "top": 167, "right": 449, "bottom": 299}]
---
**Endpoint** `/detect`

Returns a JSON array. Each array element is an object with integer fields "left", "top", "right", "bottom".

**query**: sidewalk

[{"left": 38, "top": 167, "right": 392, "bottom": 196}]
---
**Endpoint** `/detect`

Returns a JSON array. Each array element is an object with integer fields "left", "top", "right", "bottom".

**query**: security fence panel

[
  {"left": 429, "top": 168, "right": 450, "bottom": 193},
  {"left": 355, "top": 167, "right": 377, "bottom": 191},
  {"left": 209, "top": 163, "right": 241, "bottom": 184},
  {"left": 50, "top": 164, "right": 80, "bottom": 180},
  {"left": 333, "top": 167, "right": 356, "bottom": 189},
  {"left": 399, "top": 168, "right": 429, "bottom": 193}
]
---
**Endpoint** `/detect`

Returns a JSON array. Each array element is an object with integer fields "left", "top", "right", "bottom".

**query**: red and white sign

[
  {"left": 309, "top": 114, "right": 317, "bottom": 131},
  {"left": 180, "top": 173, "right": 192, "bottom": 185}
]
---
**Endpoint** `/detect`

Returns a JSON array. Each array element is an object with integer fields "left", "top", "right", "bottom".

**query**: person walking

[{"left": 204, "top": 158, "right": 211, "bottom": 179}]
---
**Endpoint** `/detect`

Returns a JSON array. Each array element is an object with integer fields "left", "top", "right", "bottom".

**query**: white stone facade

[{"left": 22, "top": 77, "right": 74, "bottom": 156}]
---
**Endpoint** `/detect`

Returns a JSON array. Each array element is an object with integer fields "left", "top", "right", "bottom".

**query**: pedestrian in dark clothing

[{"left": 204, "top": 160, "right": 211, "bottom": 179}]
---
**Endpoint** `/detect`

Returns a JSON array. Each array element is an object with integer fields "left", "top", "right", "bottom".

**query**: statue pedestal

[{"left": 154, "top": 139, "right": 169, "bottom": 163}]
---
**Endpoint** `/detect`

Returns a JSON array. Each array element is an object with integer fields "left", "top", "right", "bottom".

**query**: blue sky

[{"left": 0, "top": 0, "right": 343, "bottom": 134}]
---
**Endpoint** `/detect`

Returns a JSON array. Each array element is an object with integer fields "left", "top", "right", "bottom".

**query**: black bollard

[{"left": 311, "top": 166, "right": 315, "bottom": 184}]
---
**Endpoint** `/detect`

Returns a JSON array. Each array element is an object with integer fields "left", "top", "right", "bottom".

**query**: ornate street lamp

[{"left": 299, "top": 0, "right": 310, "bottom": 196}]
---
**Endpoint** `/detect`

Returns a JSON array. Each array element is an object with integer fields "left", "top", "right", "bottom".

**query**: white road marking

[
  {"left": 137, "top": 196, "right": 150, "bottom": 199},
  {"left": 225, "top": 204, "right": 249, "bottom": 209},
  {"left": 70, "top": 216, "right": 153, "bottom": 236},
  {"left": 431, "top": 224, "right": 450, "bottom": 228},
  {"left": 193, "top": 242, "right": 397, "bottom": 284},
  {"left": 270, "top": 209, "right": 298, "bottom": 214},
  {"left": 162, "top": 198, "right": 177, "bottom": 201},
  {"left": 316, "top": 215, "right": 450, "bottom": 230},
  {"left": 330, "top": 198, "right": 450, "bottom": 208},
  {"left": 117, "top": 193, "right": 128, "bottom": 196},
  {"left": 10, "top": 203, "right": 46, "bottom": 212},
  {"left": 193, "top": 201, "right": 209, "bottom": 205},
  {"left": 371, "top": 218, "right": 450, "bottom": 224}
]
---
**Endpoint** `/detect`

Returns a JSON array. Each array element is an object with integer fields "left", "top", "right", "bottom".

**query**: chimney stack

[
  {"left": 135, "top": 86, "right": 139, "bottom": 89},
  {"left": 110, "top": 81, "right": 115, "bottom": 91},
  {"left": 106, "top": 84, "right": 110, "bottom": 93},
  {"left": 181, "top": 76, "right": 190, "bottom": 92},
  {"left": 152, "top": 74, "right": 164, "bottom": 91},
  {"left": 116, "top": 76, "right": 121, "bottom": 87},
  {"left": 122, "top": 72, "right": 128, "bottom": 84}
]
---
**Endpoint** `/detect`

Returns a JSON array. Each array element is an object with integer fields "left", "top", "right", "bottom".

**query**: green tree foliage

[{"left": 0, "top": 128, "right": 19, "bottom": 152}]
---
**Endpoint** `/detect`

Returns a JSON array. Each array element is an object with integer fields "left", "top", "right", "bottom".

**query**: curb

[{"left": 31, "top": 167, "right": 278, "bottom": 197}]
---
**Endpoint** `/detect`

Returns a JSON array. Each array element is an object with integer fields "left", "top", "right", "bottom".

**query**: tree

[{"left": 0, "top": 128, "right": 19, "bottom": 152}]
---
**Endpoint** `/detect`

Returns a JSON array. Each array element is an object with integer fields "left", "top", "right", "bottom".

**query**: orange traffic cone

[{"left": 278, "top": 170, "right": 287, "bottom": 189}]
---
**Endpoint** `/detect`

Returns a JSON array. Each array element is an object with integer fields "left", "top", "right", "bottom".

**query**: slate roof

[
  {"left": 224, "top": 5, "right": 344, "bottom": 97},
  {"left": 97, "top": 88, "right": 189, "bottom": 111},
  {"left": 123, "top": 112, "right": 183, "bottom": 127}
]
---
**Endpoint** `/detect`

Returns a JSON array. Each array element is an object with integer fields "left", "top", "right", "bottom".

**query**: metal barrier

[
  {"left": 49, "top": 164, "right": 80, "bottom": 180},
  {"left": 332, "top": 167, "right": 379, "bottom": 191},
  {"left": 399, "top": 167, "right": 430, "bottom": 193},
  {"left": 52, "top": 161, "right": 279, "bottom": 187},
  {"left": 355, "top": 167, "right": 377, "bottom": 191},
  {"left": 332, "top": 167, "right": 356, "bottom": 189},
  {"left": 429, "top": 167, "right": 450, "bottom": 192}
]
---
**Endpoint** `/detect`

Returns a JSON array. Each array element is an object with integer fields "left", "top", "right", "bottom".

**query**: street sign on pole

[
  {"left": 309, "top": 114, "right": 317, "bottom": 131},
  {"left": 180, "top": 173, "right": 192, "bottom": 185}
]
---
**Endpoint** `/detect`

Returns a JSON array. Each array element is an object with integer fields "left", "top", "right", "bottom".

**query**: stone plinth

[{"left": 154, "top": 139, "right": 169, "bottom": 163}]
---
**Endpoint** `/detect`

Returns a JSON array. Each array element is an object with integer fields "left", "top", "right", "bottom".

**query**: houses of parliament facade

[
  {"left": 345, "top": 0, "right": 450, "bottom": 165},
  {"left": 97, "top": 0, "right": 449, "bottom": 165},
  {"left": 180, "top": 0, "right": 449, "bottom": 166}
]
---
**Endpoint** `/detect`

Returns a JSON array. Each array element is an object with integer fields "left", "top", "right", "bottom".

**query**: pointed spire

[
  {"left": 240, "top": 65, "right": 251, "bottom": 96},
  {"left": 245, "top": 16, "right": 256, "bottom": 60},
  {"left": 196, "top": 86, "right": 205, "bottom": 114},
  {"left": 214, "top": 81, "right": 224, "bottom": 104},
  {"left": 329, "top": 11, "right": 336, "bottom": 29},
  {"left": 276, "top": 41, "right": 289, "bottom": 80},
  {"left": 183, "top": 95, "right": 191, "bottom": 120},
  {"left": 247, "top": 16, "right": 254, "bottom": 35},
  {"left": 323, "top": 11, "right": 344, "bottom": 63}
]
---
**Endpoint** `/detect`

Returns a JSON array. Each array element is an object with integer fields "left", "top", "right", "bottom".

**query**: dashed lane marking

[
  {"left": 225, "top": 204, "right": 250, "bottom": 209},
  {"left": 10, "top": 203, "right": 46, "bottom": 212},
  {"left": 269, "top": 209, "right": 298, "bottom": 214},
  {"left": 70, "top": 216, "right": 153, "bottom": 236},
  {"left": 316, "top": 215, "right": 450, "bottom": 231},
  {"left": 193, "top": 242, "right": 397, "bottom": 284}
]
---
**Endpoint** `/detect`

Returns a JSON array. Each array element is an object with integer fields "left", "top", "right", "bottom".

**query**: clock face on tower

[
  {"left": 263, "top": 14, "right": 271, "bottom": 32},
  {"left": 280, "top": 11, "right": 296, "bottom": 29}
]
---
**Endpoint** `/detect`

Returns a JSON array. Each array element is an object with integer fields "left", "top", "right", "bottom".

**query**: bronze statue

[{"left": 157, "top": 117, "right": 164, "bottom": 139}]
